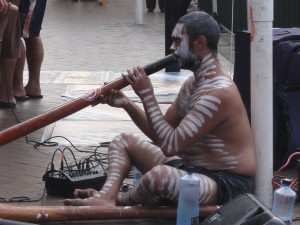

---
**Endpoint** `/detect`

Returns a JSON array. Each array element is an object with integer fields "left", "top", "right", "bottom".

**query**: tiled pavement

[{"left": 2, "top": 0, "right": 288, "bottom": 224}]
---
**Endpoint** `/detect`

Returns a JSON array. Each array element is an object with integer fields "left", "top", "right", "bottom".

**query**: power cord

[{"left": 272, "top": 151, "right": 300, "bottom": 191}]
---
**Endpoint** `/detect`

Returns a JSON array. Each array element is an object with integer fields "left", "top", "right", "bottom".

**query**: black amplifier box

[{"left": 43, "top": 169, "right": 107, "bottom": 198}]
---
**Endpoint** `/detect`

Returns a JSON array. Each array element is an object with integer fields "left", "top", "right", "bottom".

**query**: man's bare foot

[{"left": 63, "top": 195, "right": 116, "bottom": 206}]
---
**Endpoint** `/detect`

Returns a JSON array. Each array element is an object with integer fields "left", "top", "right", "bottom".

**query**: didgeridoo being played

[{"left": 0, "top": 54, "right": 177, "bottom": 147}]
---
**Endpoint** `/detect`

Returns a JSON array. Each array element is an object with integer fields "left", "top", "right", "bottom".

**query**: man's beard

[{"left": 177, "top": 50, "right": 201, "bottom": 70}]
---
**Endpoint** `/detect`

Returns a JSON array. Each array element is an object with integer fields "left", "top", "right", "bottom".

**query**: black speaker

[{"left": 200, "top": 193, "right": 285, "bottom": 225}]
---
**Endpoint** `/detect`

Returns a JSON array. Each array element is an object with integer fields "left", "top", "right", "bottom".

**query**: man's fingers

[
  {"left": 63, "top": 198, "right": 87, "bottom": 206},
  {"left": 74, "top": 188, "right": 97, "bottom": 198},
  {"left": 122, "top": 73, "right": 131, "bottom": 84},
  {"left": 137, "top": 66, "right": 146, "bottom": 76}
]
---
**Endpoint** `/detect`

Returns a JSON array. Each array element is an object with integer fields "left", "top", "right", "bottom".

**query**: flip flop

[
  {"left": 14, "top": 95, "right": 30, "bottom": 101},
  {"left": 26, "top": 94, "right": 44, "bottom": 99},
  {"left": 0, "top": 101, "right": 16, "bottom": 108}
]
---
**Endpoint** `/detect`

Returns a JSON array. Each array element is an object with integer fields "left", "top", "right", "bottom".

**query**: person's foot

[
  {"left": 160, "top": 9, "right": 164, "bottom": 12},
  {"left": 24, "top": 85, "right": 42, "bottom": 99},
  {"left": 13, "top": 88, "right": 27, "bottom": 101},
  {"left": 147, "top": 9, "right": 154, "bottom": 12},
  {"left": 63, "top": 195, "right": 116, "bottom": 206}
]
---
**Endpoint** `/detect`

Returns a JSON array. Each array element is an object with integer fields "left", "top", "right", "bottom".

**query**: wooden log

[{"left": 0, "top": 204, "right": 218, "bottom": 223}]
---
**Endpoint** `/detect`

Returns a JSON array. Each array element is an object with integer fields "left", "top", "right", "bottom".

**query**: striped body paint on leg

[
  {"left": 101, "top": 133, "right": 171, "bottom": 203},
  {"left": 118, "top": 165, "right": 217, "bottom": 205}
]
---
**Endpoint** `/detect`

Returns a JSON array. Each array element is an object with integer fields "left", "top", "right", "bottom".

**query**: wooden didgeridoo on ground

[
  {"left": 0, "top": 204, "right": 218, "bottom": 223},
  {"left": 0, "top": 54, "right": 177, "bottom": 147}
]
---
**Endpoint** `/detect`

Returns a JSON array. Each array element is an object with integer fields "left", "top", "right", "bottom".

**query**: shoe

[
  {"left": 147, "top": 9, "right": 154, "bottom": 12},
  {"left": 26, "top": 93, "right": 44, "bottom": 99},
  {"left": 0, "top": 101, "right": 16, "bottom": 108},
  {"left": 14, "top": 95, "right": 30, "bottom": 101},
  {"left": 160, "top": 9, "right": 164, "bottom": 12}
]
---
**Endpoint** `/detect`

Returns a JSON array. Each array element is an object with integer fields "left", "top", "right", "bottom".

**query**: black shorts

[
  {"left": 166, "top": 159, "right": 254, "bottom": 205},
  {"left": 19, "top": 0, "right": 47, "bottom": 37}
]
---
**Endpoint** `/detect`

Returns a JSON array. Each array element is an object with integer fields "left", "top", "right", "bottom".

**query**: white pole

[
  {"left": 247, "top": 0, "right": 250, "bottom": 30},
  {"left": 251, "top": 0, "right": 274, "bottom": 208},
  {"left": 135, "top": 0, "right": 143, "bottom": 25},
  {"left": 212, "top": 0, "right": 217, "bottom": 13}
]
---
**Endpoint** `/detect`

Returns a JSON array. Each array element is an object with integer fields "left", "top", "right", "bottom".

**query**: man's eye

[{"left": 174, "top": 39, "right": 181, "bottom": 45}]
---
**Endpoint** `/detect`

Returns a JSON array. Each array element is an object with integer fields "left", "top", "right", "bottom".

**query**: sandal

[
  {"left": 26, "top": 93, "right": 44, "bottom": 99},
  {"left": 0, "top": 101, "right": 16, "bottom": 108}
]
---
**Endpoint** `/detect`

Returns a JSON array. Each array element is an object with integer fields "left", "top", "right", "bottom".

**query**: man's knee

[
  {"left": 109, "top": 133, "right": 135, "bottom": 151},
  {"left": 112, "top": 133, "right": 140, "bottom": 146},
  {"left": 143, "top": 165, "right": 171, "bottom": 189}
]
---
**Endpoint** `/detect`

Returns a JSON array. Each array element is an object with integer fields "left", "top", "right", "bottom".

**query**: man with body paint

[{"left": 64, "top": 11, "right": 256, "bottom": 207}]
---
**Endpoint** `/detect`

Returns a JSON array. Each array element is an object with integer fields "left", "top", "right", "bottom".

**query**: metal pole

[
  {"left": 247, "top": 0, "right": 250, "bottom": 30},
  {"left": 212, "top": 0, "right": 217, "bottom": 13},
  {"left": 135, "top": 0, "right": 143, "bottom": 25},
  {"left": 250, "top": 0, "right": 273, "bottom": 208}
]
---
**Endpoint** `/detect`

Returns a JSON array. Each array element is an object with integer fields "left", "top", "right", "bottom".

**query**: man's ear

[{"left": 195, "top": 35, "right": 207, "bottom": 51}]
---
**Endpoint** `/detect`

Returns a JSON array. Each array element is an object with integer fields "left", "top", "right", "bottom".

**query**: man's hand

[
  {"left": 92, "top": 89, "right": 129, "bottom": 108},
  {"left": 0, "top": 0, "right": 10, "bottom": 14},
  {"left": 123, "top": 67, "right": 154, "bottom": 99}
]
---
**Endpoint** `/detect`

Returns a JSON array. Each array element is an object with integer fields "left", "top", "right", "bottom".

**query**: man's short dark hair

[{"left": 178, "top": 11, "right": 220, "bottom": 51}]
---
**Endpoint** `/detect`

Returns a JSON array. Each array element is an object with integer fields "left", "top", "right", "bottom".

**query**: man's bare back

[{"left": 173, "top": 55, "right": 256, "bottom": 176}]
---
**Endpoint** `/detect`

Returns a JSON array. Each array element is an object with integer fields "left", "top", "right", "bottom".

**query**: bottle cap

[
  {"left": 281, "top": 178, "right": 292, "bottom": 186},
  {"left": 186, "top": 167, "right": 194, "bottom": 174}
]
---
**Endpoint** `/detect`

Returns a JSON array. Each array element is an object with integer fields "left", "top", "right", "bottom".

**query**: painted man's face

[{"left": 170, "top": 23, "right": 199, "bottom": 69}]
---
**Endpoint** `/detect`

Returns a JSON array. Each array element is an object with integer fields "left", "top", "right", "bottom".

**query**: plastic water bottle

[
  {"left": 272, "top": 179, "right": 296, "bottom": 225},
  {"left": 176, "top": 170, "right": 200, "bottom": 225}
]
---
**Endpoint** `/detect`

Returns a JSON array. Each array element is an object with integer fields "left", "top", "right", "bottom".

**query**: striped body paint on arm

[{"left": 137, "top": 54, "right": 232, "bottom": 156}]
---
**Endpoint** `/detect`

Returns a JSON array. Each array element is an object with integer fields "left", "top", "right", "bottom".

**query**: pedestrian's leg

[
  {"left": 158, "top": 0, "right": 165, "bottom": 12},
  {"left": 146, "top": 0, "right": 155, "bottom": 12},
  {"left": 0, "top": 3, "right": 20, "bottom": 104},
  {"left": 180, "top": 0, "right": 192, "bottom": 16},
  {"left": 24, "top": 36, "right": 43, "bottom": 97},
  {"left": 0, "top": 58, "right": 17, "bottom": 103},
  {"left": 12, "top": 40, "right": 26, "bottom": 98}
]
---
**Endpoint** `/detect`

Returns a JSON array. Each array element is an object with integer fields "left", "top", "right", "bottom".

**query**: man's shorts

[
  {"left": 19, "top": 0, "right": 47, "bottom": 37},
  {"left": 166, "top": 159, "right": 254, "bottom": 205},
  {"left": 0, "top": 2, "right": 20, "bottom": 58}
]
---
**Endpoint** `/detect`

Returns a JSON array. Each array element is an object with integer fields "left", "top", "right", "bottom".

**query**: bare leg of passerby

[
  {"left": 24, "top": 36, "right": 43, "bottom": 97},
  {"left": 0, "top": 58, "right": 17, "bottom": 105},
  {"left": 12, "top": 40, "right": 26, "bottom": 98}
]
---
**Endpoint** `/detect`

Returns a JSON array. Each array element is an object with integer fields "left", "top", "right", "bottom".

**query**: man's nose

[{"left": 169, "top": 43, "right": 176, "bottom": 53}]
